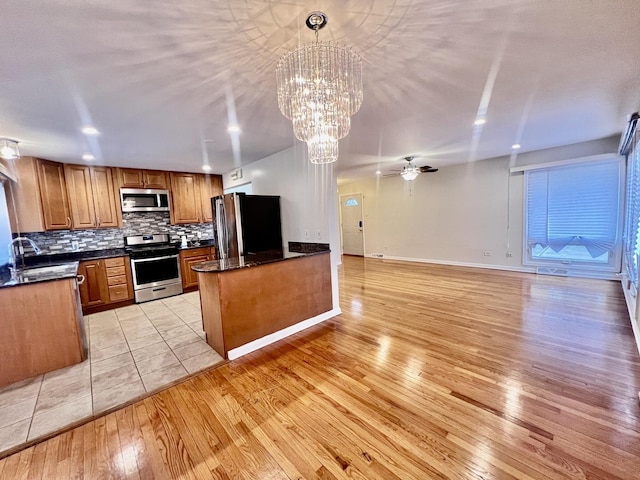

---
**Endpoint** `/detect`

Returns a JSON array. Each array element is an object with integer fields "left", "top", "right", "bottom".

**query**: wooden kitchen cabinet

[
  {"left": 4, "top": 156, "right": 46, "bottom": 233},
  {"left": 37, "top": 159, "right": 72, "bottom": 230},
  {"left": 200, "top": 174, "right": 223, "bottom": 223},
  {"left": 65, "top": 164, "right": 120, "bottom": 229},
  {"left": 79, "top": 256, "right": 134, "bottom": 313},
  {"left": 170, "top": 172, "right": 202, "bottom": 224},
  {"left": 180, "top": 247, "right": 216, "bottom": 290},
  {"left": 117, "top": 168, "right": 169, "bottom": 189}
]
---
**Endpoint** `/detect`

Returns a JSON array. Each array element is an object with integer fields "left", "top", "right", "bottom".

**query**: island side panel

[
  {"left": 198, "top": 272, "right": 226, "bottom": 357},
  {"left": 220, "top": 253, "right": 332, "bottom": 352},
  {"left": 0, "top": 279, "right": 84, "bottom": 387}
]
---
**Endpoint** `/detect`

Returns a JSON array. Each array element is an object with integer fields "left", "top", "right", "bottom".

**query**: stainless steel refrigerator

[{"left": 211, "top": 193, "right": 283, "bottom": 259}]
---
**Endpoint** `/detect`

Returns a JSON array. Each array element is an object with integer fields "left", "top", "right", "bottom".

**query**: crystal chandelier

[
  {"left": 276, "top": 12, "right": 363, "bottom": 164},
  {"left": 0, "top": 138, "right": 20, "bottom": 160}
]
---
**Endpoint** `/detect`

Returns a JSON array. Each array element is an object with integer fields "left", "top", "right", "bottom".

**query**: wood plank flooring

[{"left": 1, "top": 256, "right": 639, "bottom": 479}]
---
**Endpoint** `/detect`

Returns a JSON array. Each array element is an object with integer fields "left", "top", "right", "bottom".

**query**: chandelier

[
  {"left": 276, "top": 12, "right": 363, "bottom": 164},
  {"left": 0, "top": 138, "right": 20, "bottom": 160}
]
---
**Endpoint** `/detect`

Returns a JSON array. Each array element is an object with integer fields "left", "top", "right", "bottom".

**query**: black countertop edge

[
  {"left": 192, "top": 249, "right": 330, "bottom": 273},
  {"left": 176, "top": 239, "right": 216, "bottom": 251},
  {"left": 19, "top": 248, "right": 128, "bottom": 268},
  {"left": 0, "top": 262, "right": 79, "bottom": 289}
]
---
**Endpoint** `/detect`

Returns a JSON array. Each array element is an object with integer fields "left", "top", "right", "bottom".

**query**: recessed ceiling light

[
  {"left": 375, "top": 170, "right": 382, "bottom": 175},
  {"left": 473, "top": 118, "right": 486, "bottom": 126},
  {"left": 82, "top": 153, "right": 95, "bottom": 161},
  {"left": 227, "top": 125, "right": 241, "bottom": 133},
  {"left": 202, "top": 165, "right": 212, "bottom": 172},
  {"left": 511, "top": 143, "right": 521, "bottom": 150},
  {"left": 82, "top": 126, "right": 99, "bottom": 135}
]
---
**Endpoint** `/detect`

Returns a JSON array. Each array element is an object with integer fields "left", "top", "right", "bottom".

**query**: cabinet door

[
  {"left": 5, "top": 157, "right": 46, "bottom": 233},
  {"left": 64, "top": 164, "right": 96, "bottom": 229},
  {"left": 170, "top": 173, "right": 201, "bottom": 224},
  {"left": 37, "top": 159, "right": 72, "bottom": 230},
  {"left": 118, "top": 168, "right": 145, "bottom": 188},
  {"left": 78, "top": 260, "right": 109, "bottom": 308},
  {"left": 200, "top": 174, "right": 223, "bottom": 223},
  {"left": 181, "top": 254, "right": 208, "bottom": 289},
  {"left": 91, "top": 167, "right": 120, "bottom": 228},
  {"left": 143, "top": 170, "right": 169, "bottom": 189}
]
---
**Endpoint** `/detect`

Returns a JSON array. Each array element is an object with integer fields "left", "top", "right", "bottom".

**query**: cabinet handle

[
  {"left": 66, "top": 216, "right": 71, "bottom": 227},
  {"left": 77, "top": 274, "right": 85, "bottom": 285}
]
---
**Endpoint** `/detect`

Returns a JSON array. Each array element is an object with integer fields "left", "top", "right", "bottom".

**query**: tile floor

[{"left": 0, "top": 291, "right": 224, "bottom": 455}]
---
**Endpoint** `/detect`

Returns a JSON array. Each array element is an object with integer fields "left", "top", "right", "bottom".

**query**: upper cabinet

[
  {"left": 65, "top": 164, "right": 120, "bottom": 229},
  {"left": 5, "top": 157, "right": 46, "bottom": 233},
  {"left": 170, "top": 173, "right": 223, "bottom": 224},
  {"left": 200, "top": 175, "right": 223, "bottom": 223},
  {"left": 37, "top": 159, "right": 72, "bottom": 230},
  {"left": 117, "top": 168, "right": 169, "bottom": 190}
]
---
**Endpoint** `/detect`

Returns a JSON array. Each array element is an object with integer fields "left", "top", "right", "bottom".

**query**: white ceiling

[{"left": 1, "top": 1, "right": 639, "bottom": 179}]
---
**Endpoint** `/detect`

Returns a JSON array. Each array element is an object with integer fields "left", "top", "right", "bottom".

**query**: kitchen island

[{"left": 193, "top": 250, "right": 332, "bottom": 359}]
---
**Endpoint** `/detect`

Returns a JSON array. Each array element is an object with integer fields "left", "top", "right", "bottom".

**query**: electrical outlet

[
  {"left": 483, "top": 251, "right": 492, "bottom": 256},
  {"left": 316, "top": 230, "right": 321, "bottom": 240},
  {"left": 303, "top": 230, "right": 310, "bottom": 240},
  {"left": 506, "top": 252, "right": 513, "bottom": 258},
  {"left": 197, "top": 232, "right": 202, "bottom": 239},
  {"left": 72, "top": 241, "right": 79, "bottom": 252}
]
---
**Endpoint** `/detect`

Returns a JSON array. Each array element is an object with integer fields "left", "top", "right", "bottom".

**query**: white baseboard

[
  {"left": 621, "top": 275, "right": 640, "bottom": 357},
  {"left": 364, "top": 254, "right": 536, "bottom": 274},
  {"left": 227, "top": 308, "right": 342, "bottom": 360}
]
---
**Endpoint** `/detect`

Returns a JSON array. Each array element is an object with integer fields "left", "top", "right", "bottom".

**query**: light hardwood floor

[{"left": 1, "top": 256, "right": 639, "bottom": 479}]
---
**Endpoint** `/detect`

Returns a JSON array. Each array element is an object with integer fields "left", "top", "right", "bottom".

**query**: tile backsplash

[{"left": 19, "top": 212, "right": 214, "bottom": 256}]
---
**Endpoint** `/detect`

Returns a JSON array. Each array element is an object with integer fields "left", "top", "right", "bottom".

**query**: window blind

[{"left": 526, "top": 158, "right": 622, "bottom": 258}]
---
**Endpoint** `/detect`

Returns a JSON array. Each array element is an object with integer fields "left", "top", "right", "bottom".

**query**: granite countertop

[
  {"left": 0, "top": 262, "right": 79, "bottom": 289},
  {"left": 176, "top": 239, "right": 215, "bottom": 251},
  {"left": 191, "top": 249, "right": 330, "bottom": 273},
  {"left": 19, "top": 248, "right": 128, "bottom": 268}
]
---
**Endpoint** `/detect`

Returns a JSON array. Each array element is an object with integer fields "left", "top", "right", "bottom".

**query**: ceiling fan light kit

[
  {"left": 276, "top": 12, "right": 363, "bottom": 165},
  {"left": 0, "top": 138, "right": 20, "bottom": 160}
]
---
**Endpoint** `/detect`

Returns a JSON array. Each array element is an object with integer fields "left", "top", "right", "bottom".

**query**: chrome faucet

[{"left": 8, "top": 237, "right": 42, "bottom": 277}]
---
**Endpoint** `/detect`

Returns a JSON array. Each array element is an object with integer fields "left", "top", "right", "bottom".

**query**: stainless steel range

[{"left": 124, "top": 234, "right": 182, "bottom": 303}]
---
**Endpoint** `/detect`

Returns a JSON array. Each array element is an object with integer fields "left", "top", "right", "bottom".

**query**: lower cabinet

[
  {"left": 78, "top": 256, "right": 134, "bottom": 313},
  {"left": 180, "top": 247, "right": 217, "bottom": 290}
]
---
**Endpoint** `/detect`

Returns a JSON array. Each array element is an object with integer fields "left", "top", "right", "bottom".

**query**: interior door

[{"left": 340, "top": 193, "right": 364, "bottom": 256}]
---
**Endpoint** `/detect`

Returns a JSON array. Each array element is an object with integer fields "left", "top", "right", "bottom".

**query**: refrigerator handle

[{"left": 215, "top": 198, "right": 227, "bottom": 259}]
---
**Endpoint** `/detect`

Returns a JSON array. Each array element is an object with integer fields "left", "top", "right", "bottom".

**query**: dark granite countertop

[
  {"left": 176, "top": 239, "right": 215, "bottom": 251},
  {"left": 19, "top": 248, "right": 128, "bottom": 268},
  {"left": 191, "top": 249, "right": 330, "bottom": 273},
  {"left": 0, "top": 262, "right": 79, "bottom": 289}
]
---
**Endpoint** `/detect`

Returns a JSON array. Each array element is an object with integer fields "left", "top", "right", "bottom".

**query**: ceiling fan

[{"left": 384, "top": 156, "right": 439, "bottom": 181}]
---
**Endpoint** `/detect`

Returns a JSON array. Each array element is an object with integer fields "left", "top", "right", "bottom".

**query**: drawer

[
  {"left": 109, "top": 284, "right": 130, "bottom": 302},
  {"left": 107, "top": 274, "right": 128, "bottom": 286},
  {"left": 181, "top": 247, "right": 211, "bottom": 258},
  {"left": 104, "top": 257, "right": 125, "bottom": 268},
  {"left": 106, "top": 266, "right": 126, "bottom": 277}
]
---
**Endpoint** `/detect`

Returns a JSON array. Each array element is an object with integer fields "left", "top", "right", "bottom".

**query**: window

[
  {"left": 345, "top": 198, "right": 358, "bottom": 206},
  {"left": 524, "top": 157, "right": 623, "bottom": 274},
  {"left": 623, "top": 138, "right": 640, "bottom": 289}
]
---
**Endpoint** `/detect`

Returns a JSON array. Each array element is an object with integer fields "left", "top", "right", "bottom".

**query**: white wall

[
  {"left": 338, "top": 136, "right": 619, "bottom": 271},
  {"left": 223, "top": 144, "right": 341, "bottom": 310},
  {"left": 0, "top": 182, "right": 13, "bottom": 266}
]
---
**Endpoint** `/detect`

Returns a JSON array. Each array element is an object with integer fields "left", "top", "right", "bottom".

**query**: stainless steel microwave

[{"left": 120, "top": 188, "right": 170, "bottom": 212}]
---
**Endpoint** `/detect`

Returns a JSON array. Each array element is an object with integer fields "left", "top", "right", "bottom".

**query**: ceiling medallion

[{"left": 276, "top": 11, "right": 363, "bottom": 164}]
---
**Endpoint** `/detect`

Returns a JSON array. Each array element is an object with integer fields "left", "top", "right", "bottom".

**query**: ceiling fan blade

[
  {"left": 382, "top": 173, "right": 399, "bottom": 177},
  {"left": 419, "top": 166, "right": 439, "bottom": 173}
]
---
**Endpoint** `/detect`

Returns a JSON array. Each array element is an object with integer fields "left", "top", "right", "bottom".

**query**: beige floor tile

[
  {"left": 93, "top": 379, "right": 145, "bottom": 414},
  {"left": 35, "top": 378, "right": 92, "bottom": 414},
  {"left": 90, "top": 341, "right": 130, "bottom": 363},
  {"left": 90, "top": 331, "right": 127, "bottom": 350},
  {"left": 0, "top": 397, "right": 37, "bottom": 429},
  {"left": 135, "top": 351, "right": 180, "bottom": 376},
  {"left": 28, "top": 395, "right": 93, "bottom": 441},
  {"left": 158, "top": 324, "right": 194, "bottom": 340},
  {"left": 92, "top": 364, "right": 141, "bottom": 393},
  {"left": 172, "top": 339, "right": 214, "bottom": 361},
  {"left": 165, "top": 331, "right": 201, "bottom": 350},
  {"left": 40, "top": 360, "right": 90, "bottom": 393},
  {"left": 126, "top": 331, "right": 164, "bottom": 351},
  {"left": 92, "top": 352, "right": 135, "bottom": 378},
  {"left": 0, "top": 418, "right": 31, "bottom": 453},
  {"left": 140, "top": 363, "right": 188, "bottom": 393},
  {"left": 131, "top": 341, "right": 172, "bottom": 363},
  {"left": 0, "top": 375, "right": 42, "bottom": 409},
  {"left": 180, "top": 350, "right": 224, "bottom": 375}
]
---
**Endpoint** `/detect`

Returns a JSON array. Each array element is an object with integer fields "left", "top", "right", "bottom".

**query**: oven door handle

[{"left": 131, "top": 254, "right": 179, "bottom": 263}]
